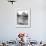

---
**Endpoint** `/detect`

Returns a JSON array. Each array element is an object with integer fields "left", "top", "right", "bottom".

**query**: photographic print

[{"left": 16, "top": 8, "right": 31, "bottom": 28}]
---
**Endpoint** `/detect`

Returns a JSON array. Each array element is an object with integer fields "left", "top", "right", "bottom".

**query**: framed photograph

[{"left": 16, "top": 8, "right": 31, "bottom": 28}]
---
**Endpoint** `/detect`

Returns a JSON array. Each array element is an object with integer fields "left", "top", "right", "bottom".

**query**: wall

[{"left": 0, "top": 0, "right": 46, "bottom": 41}]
